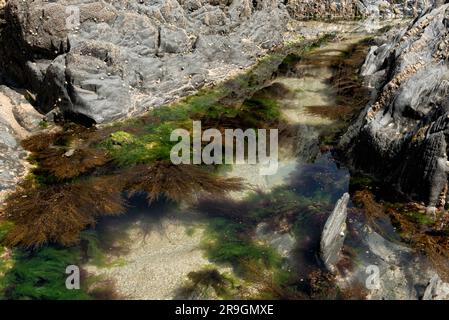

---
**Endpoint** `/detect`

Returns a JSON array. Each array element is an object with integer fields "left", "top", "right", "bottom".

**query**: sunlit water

[{"left": 85, "top": 31, "right": 425, "bottom": 300}]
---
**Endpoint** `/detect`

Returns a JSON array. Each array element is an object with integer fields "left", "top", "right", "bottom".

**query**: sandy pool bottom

[{"left": 84, "top": 217, "right": 211, "bottom": 300}]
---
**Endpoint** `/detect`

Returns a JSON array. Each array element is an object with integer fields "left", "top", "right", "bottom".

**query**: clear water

[{"left": 86, "top": 33, "right": 414, "bottom": 299}]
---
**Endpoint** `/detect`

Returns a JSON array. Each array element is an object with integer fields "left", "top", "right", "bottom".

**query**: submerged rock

[
  {"left": 336, "top": 222, "right": 433, "bottom": 300},
  {"left": 320, "top": 193, "right": 350, "bottom": 272},
  {"left": 255, "top": 222, "right": 296, "bottom": 258},
  {"left": 423, "top": 274, "right": 449, "bottom": 300}
]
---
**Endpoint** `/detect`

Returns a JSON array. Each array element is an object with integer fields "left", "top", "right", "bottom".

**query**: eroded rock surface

[
  {"left": 0, "top": 0, "right": 291, "bottom": 123},
  {"left": 423, "top": 274, "right": 449, "bottom": 300},
  {"left": 0, "top": 86, "right": 41, "bottom": 206},
  {"left": 288, "top": 0, "right": 439, "bottom": 20},
  {"left": 320, "top": 193, "right": 350, "bottom": 272},
  {"left": 0, "top": 0, "right": 436, "bottom": 124},
  {"left": 341, "top": 3, "right": 449, "bottom": 206}
]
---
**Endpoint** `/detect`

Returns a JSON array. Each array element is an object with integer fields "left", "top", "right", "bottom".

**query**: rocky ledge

[
  {"left": 0, "top": 86, "right": 41, "bottom": 207},
  {"left": 340, "top": 3, "right": 449, "bottom": 207},
  {"left": 0, "top": 0, "right": 435, "bottom": 125}
]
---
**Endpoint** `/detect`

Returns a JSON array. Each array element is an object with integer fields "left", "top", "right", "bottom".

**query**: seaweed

[
  {"left": 102, "top": 123, "right": 183, "bottom": 167},
  {"left": 202, "top": 218, "right": 282, "bottom": 271},
  {"left": 2, "top": 247, "right": 90, "bottom": 300},
  {"left": 79, "top": 231, "right": 127, "bottom": 268},
  {"left": 3, "top": 176, "right": 125, "bottom": 248},
  {"left": 124, "top": 162, "right": 244, "bottom": 203},
  {"left": 354, "top": 189, "right": 449, "bottom": 282},
  {"left": 176, "top": 267, "right": 237, "bottom": 299},
  {"left": 240, "top": 261, "right": 305, "bottom": 300},
  {"left": 35, "top": 148, "right": 110, "bottom": 180}
]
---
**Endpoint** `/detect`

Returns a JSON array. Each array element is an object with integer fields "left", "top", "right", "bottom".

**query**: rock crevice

[{"left": 340, "top": 3, "right": 449, "bottom": 206}]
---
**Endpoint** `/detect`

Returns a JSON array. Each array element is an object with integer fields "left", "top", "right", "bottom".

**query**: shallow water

[
  {"left": 85, "top": 33, "right": 424, "bottom": 299},
  {"left": 86, "top": 32, "right": 421, "bottom": 299}
]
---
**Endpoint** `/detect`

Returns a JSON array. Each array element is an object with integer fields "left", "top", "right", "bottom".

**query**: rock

[
  {"left": 0, "top": 86, "right": 41, "bottom": 206},
  {"left": 64, "top": 149, "right": 75, "bottom": 157},
  {"left": 0, "top": 0, "right": 438, "bottom": 124},
  {"left": 286, "top": 0, "right": 435, "bottom": 20},
  {"left": 337, "top": 222, "right": 432, "bottom": 300},
  {"left": 0, "top": 0, "right": 291, "bottom": 124},
  {"left": 423, "top": 274, "right": 449, "bottom": 300},
  {"left": 320, "top": 193, "right": 350, "bottom": 272},
  {"left": 159, "top": 25, "right": 191, "bottom": 54},
  {"left": 255, "top": 222, "right": 296, "bottom": 258},
  {"left": 340, "top": 4, "right": 449, "bottom": 206}
]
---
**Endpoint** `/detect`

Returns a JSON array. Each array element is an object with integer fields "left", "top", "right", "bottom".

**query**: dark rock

[{"left": 340, "top": 4, "right": 449, "bottom": 206}]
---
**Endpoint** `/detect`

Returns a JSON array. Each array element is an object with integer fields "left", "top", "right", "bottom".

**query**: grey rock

[
  {"left": 0, "top": 0, "right": 438, "bottom": 124},
  {"left": 339, "top": 222, "right": 433, "bottom": 300},
  {"left": 320, "top": 193, "right": 350, "bottom": 272},
  {"left": 0, "top": 85, "right": 41, "bottom": 204},
  {"left": 0, "top": 0, "right": 291, "bottom": 123},
  {"left": 287, "top": 0, "right": 436, "bottom": 20},
  {"left": 423, "top": 274, "right": 449, "bottom": 300},
  {"left": 159, "top": 25, "right": 191, "bottom": 54},
  {"left": 340, "top": 4, "right": 449, "bottom": 206}
]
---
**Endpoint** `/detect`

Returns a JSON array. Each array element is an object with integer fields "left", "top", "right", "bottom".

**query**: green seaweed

[
  {"left": 177, "top": 266, "right": 239, "bottom": 299},
  {"left": 202, "top": 218, "right": 282, "bottom": 271},
  {"left": 103, "top": 123, "right": 182, "bottom": 167},
  {"left": 0, "top": 222, "right": 14, "bottom": 242},
  {"left": 349, "top": 175, "right": 374, "bottom": 190},
  {"left": 80, "top": 231, "right": 127, "bottom": 268},
  {"left": 2, "top": 247, "right": 91, "bottom": 300}
]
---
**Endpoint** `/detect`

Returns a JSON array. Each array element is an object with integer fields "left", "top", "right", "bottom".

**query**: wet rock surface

[
  {"left": 0, "top": 85, "right": 41, "bottom": 206},
  {"left": 338, "top": 222, "right": 434, "bottom": 299},
  {"left": 423, "top": 274, "right": 449, "bottom": 300},
  {"left": 341, "top": 3, "right": 449, "bottom": 206},
  {"left": 320, "top": 193, "right": 349, "bottom": 272}
]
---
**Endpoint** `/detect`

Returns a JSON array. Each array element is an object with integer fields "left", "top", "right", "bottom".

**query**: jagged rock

[
  {"left": 340, "top": 4, "right": 449, "bottom": 206},
  {"left": 0, "top": 85, "right": 41, "bottom": 206},
  {"left": 335, "top": 222, "right": 433, "bottom": 300},
  {"left": 423, "top": 274, "right": 449, "bottom": 300},
  {"left": 320, "top": 193, "right": 350, "bottom": 272},
  {"left": 0, "top": 0, "right": 291, "bottom": 124},
  {"left": 0, "top": 0, "right": 436, "bottom": 124},
  {"left": 159, "top": 25, "right": 191, "bottom": 54},
  {"left": 286, "top": 0, "right": 437, "bottom": 20}
]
